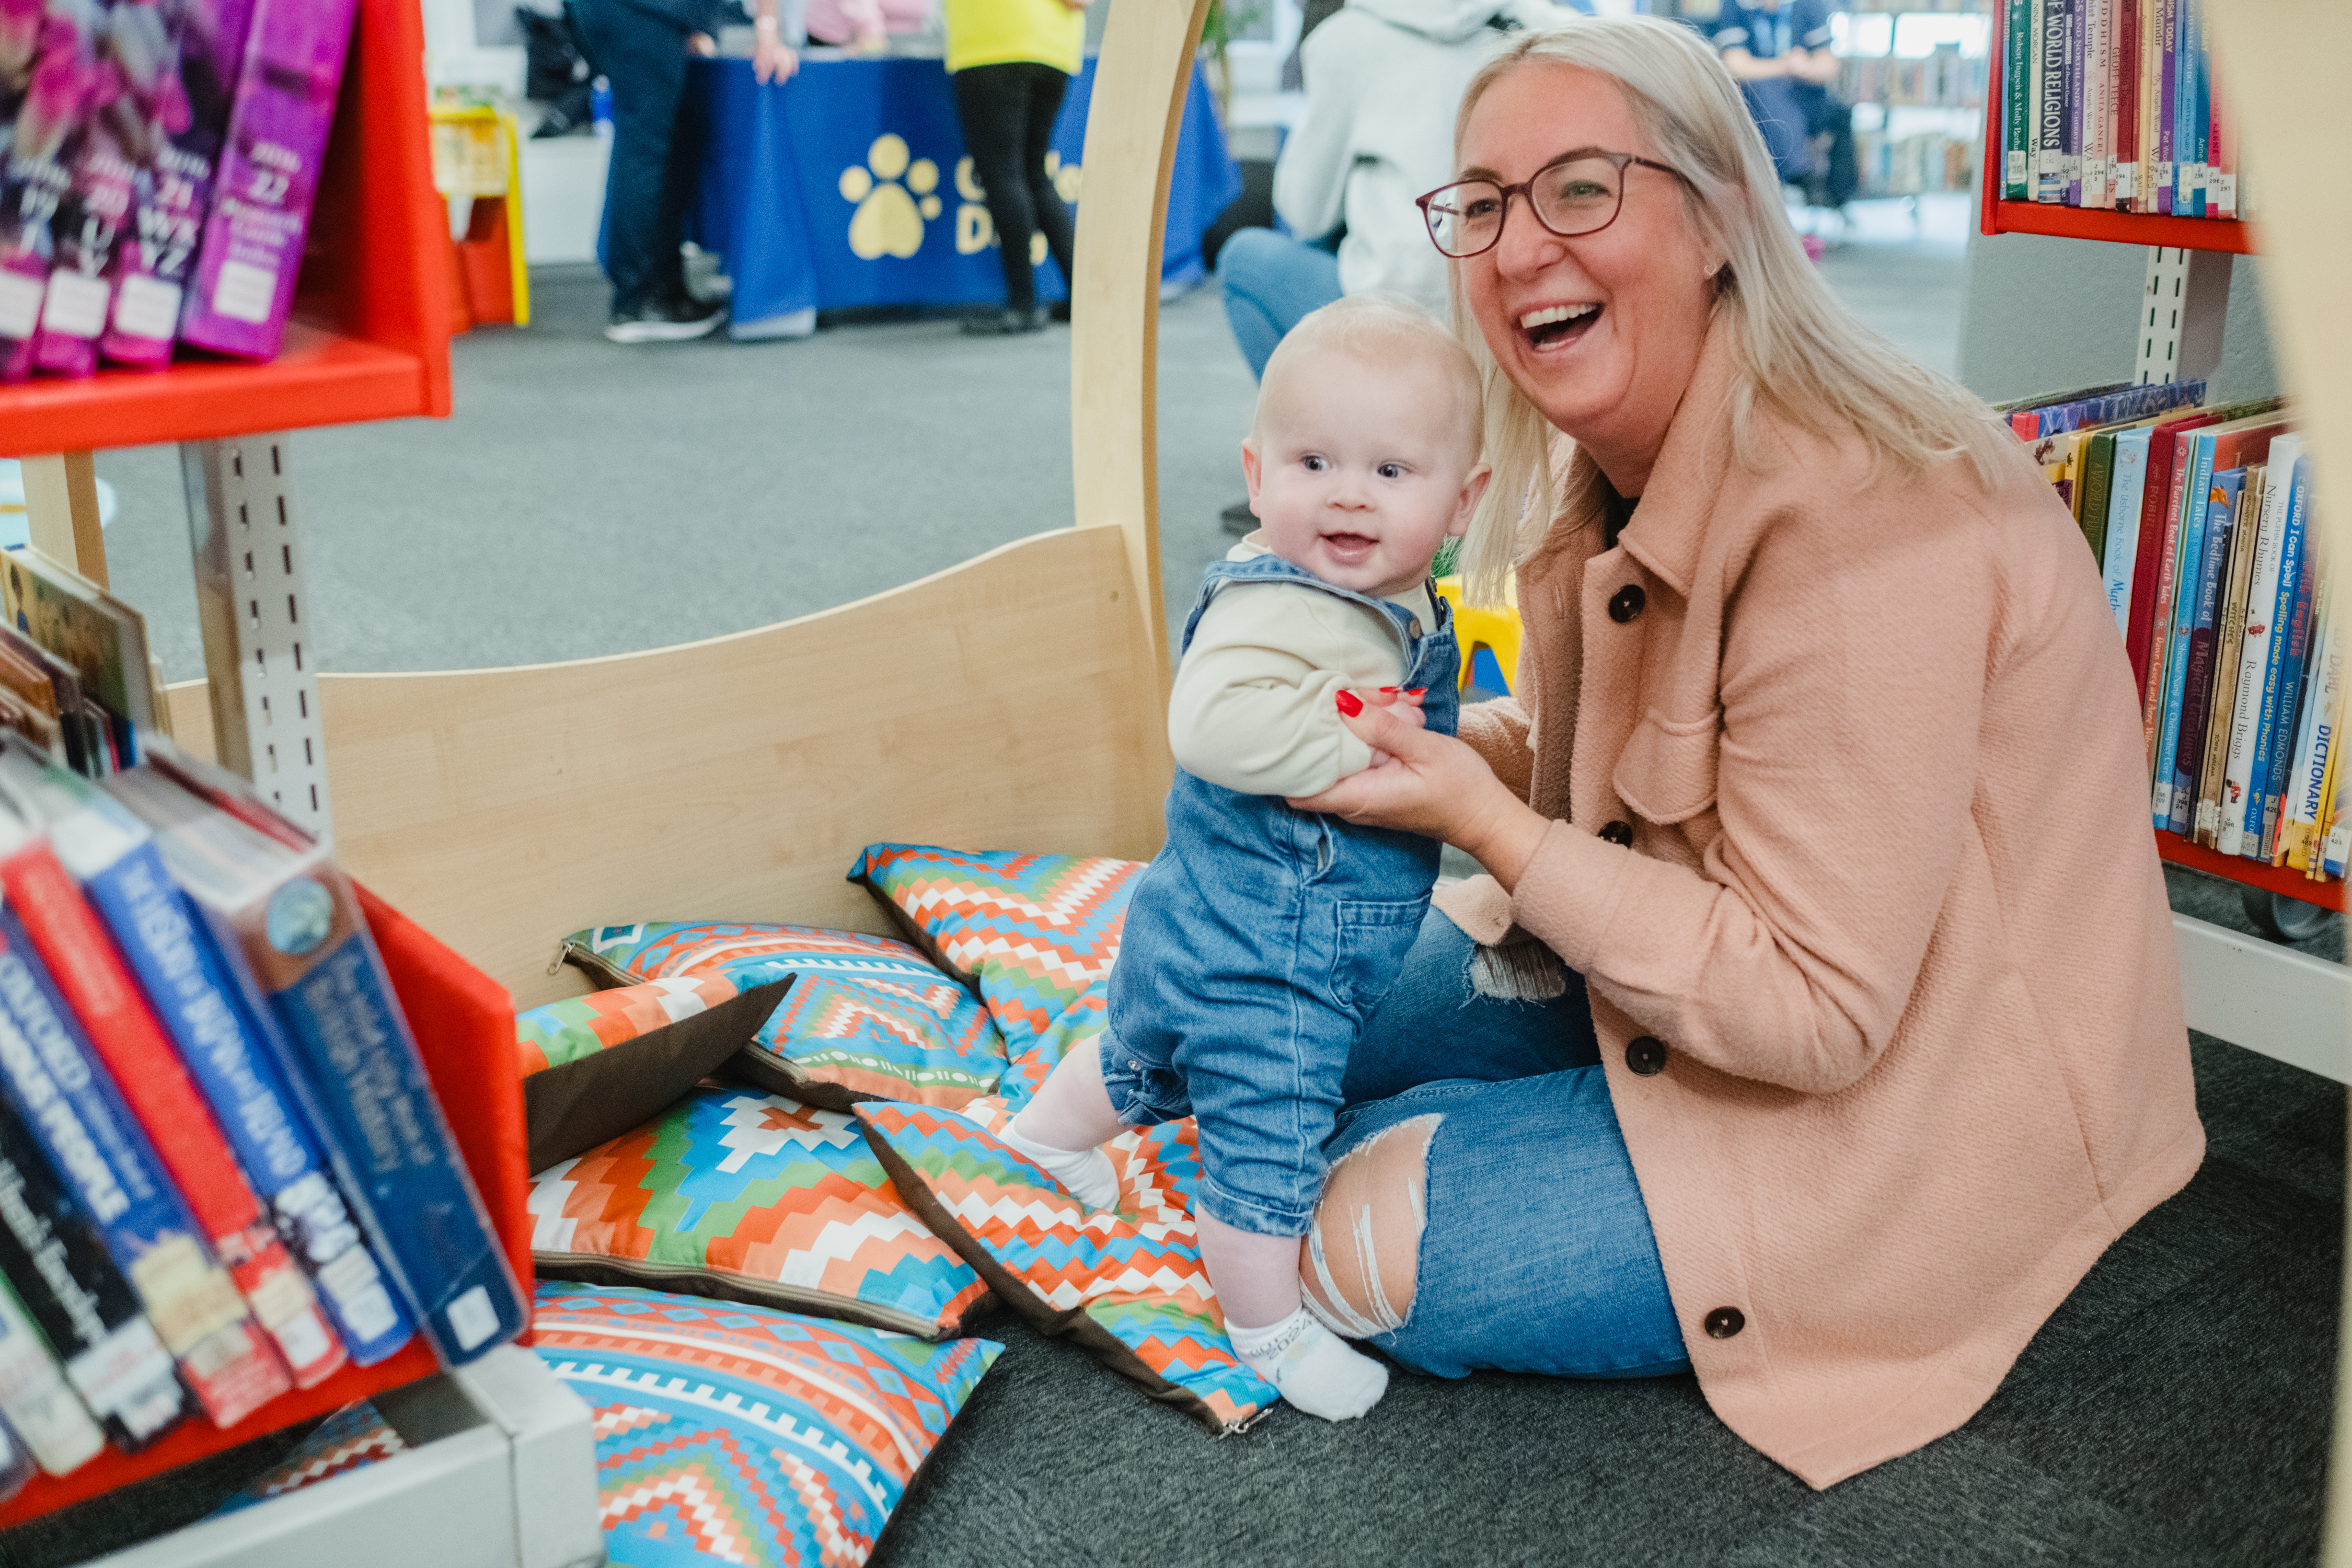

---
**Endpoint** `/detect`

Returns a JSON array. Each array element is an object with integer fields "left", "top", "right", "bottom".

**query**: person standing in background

[
  {"left": 572, "top": 0, "right": 800, "bottom": 342},
  {"left": 1712, "top": 0, "right": 1856, "bottom": 209},
  {"left": 944, "top": 0, "right": 1086, "bottom": 336},
  {"left": 1216, "top": 0, "right": 1571, "bottom": 532},
  {"left": 804, "top": 0, "right": 931, "bottom": 52}
]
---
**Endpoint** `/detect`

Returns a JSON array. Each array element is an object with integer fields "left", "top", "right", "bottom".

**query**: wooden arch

[{"left": 312, "top": 1, "right": 1210, "bottom": 1007}]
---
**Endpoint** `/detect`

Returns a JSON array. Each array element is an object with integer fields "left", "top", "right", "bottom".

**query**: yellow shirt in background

[{"left": 942, "top": 0, "right": 1084, "bottom": 74}]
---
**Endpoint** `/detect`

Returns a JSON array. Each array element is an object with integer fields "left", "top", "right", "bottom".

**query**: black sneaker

[
  {"left": 605, "top": 295, "right": 725, "bottom": 343},
  {"left": 961, "top": 306, "right": 1046, "bottom": 336},
  {"left": 1220, "top": 500, "right": 1257, "bottom": 536}
]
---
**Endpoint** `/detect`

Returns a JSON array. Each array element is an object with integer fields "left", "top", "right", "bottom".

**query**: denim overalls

[{"left": 1101, "top": 552, "right": 1461, "bottom": 1237}]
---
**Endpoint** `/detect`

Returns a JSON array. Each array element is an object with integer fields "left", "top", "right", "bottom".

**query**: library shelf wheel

[{"left": 2239, "top": 885, "right": 2338, "bottom": 946}]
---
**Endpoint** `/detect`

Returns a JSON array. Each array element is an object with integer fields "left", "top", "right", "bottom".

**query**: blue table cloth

[{"left": 688, "top": 55, "right": 1242, "bottom": 330}]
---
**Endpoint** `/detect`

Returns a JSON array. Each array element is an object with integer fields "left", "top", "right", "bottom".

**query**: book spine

[
  {"left": 2206, "top": 39, "right": 2234, "bottom": 218},
  {"left": 100, "top": 0, "right": 263, "bottom": 368},
  {"left": 2261, "top": 499, "right": 2318, "bottom": 859},
  {"left": 31, "top": 0, "right": 131, "bottom": 382},
  {"left": 71, "top": 835, "right": 411, "bottom": 1365},
  {"left": 0, "top": 1086, "right": 183, "bottom": 1451},
  {"left": 0, "top": 839, "right": 343, "bottom": 1389},
  {"left": 2220, "top": 440, "right": 2295, "bottom": 856},
  {"left": 2197, "top": 472, "right": 2259, "bottom": 846},
  {"left": 2246, "top": 459, "right": 2311, "bottom": 853},
  {"left": 2005, "top": 0, "right": 2033, "bottom": 200},
  {"left": 2186, "top": 0, "right": 2207, "bottom": 217},
  {"left": 2153, "top": 460, "right": 2210, "bottom": 822},
  {"left": 179, "top": 0, "right": 362, "bottom": 360},
  {"left": 2141, "top": 430, "right": 2201, "bottom": 772},
  {"left": 2104, "top": 429, "right": 2153, "bottom": 639},
  {"left": 2088, "top": 0, "right": 2113, "bottom": 208},
  {"left": 2112, "top": 0, "right": 2138, "bottom": 207},
  {"left": 0, "top": 908, "right": 289, "bottom": 1427},
  {"left": 2125, "top": 423, "right": 2188, "bottom": 699},
  {"left": 2079, "top": 432, "right": 2117, "bottom": 564},
  {"left": 0, "top": 0, "right": 105, "bottom": 382},
  {"left": 2282, "top": 586, "right": 2339, "bottom": 870},
  {"left": 2321, "top": 654, "right": 2352, "bottom": 879},
  {"left": 2171, "top": 471, "right": 2239, "bottom": 833},
  {"left": 2062, "top": 0, "right": 2083, "bottom": 204},
  {"left": 0, "top": 1273, "right": 105, "bottom": 1477},
  {"left": 2153, "top": 0, "right": 2176, "bottom": 213},
  {"left": 2037, "top": 0, "right": 2067, "bottom": 201}
]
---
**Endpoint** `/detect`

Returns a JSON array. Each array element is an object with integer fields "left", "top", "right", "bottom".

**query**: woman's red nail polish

[
  {"left": 1335, "top": 689, "right": 1363, "bottom": 716},
  {"left": 1378, "top": 686, "right": 1400, "bottom": 694},
  {"left": 1406, "top": 687, "right": 1427, "bottom": 696}
]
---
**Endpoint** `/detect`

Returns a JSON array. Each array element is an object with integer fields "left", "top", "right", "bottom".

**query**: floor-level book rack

[{"left": 1978, "top": 0, "right": 2351, "bottom": 1088}]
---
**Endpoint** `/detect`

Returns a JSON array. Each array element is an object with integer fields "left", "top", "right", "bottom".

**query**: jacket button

[
  {"left": 1625, "top": 1035, "right": 1667, "bottom": 1075},
  {"left": 1598, "top": 820, "right": 1633, "bottom": 846},
  {"left": 1704, "top": 1306, "right": 1745, "bottom": 1339},
  {"left": 1608, "top": 584, "right": 1645, "bottom": 623},
  {"left": 1408, "top": 617, "right": 1422, "bottom": 637}
]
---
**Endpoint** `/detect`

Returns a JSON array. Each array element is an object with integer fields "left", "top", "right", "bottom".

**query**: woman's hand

[{"left": 1289, "top": 694, "right": 1552, "bottom": 891}]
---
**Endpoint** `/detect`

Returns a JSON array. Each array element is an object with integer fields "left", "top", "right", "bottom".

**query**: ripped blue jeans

[{"left": 1325, "top": 907, "right": 1692, "bottom": 1380}]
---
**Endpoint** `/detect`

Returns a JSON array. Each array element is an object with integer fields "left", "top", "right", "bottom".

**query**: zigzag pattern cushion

[
  {"left": 566, "top": 923, "right": 1008, "bottom": 1111},
  {"left": 846, "top": 846, "right": 1144, "bottom": 1109},
  {"left": 516, "top": 974, "right": 743, "bottom": 1076},
  {"left": 530, "top": 1085, "right": 988, "bottom": 1338},
  {"left": 854, "top": 1096, "right": 1276, "bottom": 1434},
  {"left": 534, "top": 1280, "right": 1001, "bottom": 1568}
]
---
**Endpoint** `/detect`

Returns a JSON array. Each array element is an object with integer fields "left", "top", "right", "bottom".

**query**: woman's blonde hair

[{"left": 1448, "top": 16, "right": 2006, "bottom": 602}]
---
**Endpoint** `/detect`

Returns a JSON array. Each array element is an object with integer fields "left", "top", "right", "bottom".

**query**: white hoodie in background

[{"left": 1274, "top": 0, "right": 1576, "bottom": 317}]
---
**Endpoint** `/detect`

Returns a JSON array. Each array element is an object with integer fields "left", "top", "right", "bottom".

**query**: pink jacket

[{"left": 1435, "top": 315, "right": 2205, "bottom": 1488}]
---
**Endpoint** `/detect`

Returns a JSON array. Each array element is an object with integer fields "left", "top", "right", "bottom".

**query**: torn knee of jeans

[
  {"left": 1466, "top": 938, "right": 1567, "bottom": 1002},
  {"left": 1301, "top": 1113, "right": 1440, "bottom": 1340}
]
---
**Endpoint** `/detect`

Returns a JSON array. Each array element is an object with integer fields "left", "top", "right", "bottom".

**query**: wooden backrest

[{"left": 316, "top": 0, "right": 1212, "bottom": 1007}]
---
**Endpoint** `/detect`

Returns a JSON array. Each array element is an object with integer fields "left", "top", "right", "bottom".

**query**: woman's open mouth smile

[{"left": 1519, "top": 302, "right": 1602, "bottom": 351}]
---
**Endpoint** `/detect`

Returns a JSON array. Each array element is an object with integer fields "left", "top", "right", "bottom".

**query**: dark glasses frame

[{"left": 1415, "top": 149, "right": 1684, "bottom": 259}]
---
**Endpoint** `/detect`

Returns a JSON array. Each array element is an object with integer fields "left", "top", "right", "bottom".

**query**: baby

[{"left": 995, "top": 295, "right": 1489, "bottom": 1421}]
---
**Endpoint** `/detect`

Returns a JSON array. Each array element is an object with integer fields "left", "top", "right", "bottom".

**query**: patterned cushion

[
  {"left": 517, "top": 976, "right": 794, "bottom": 1172},
  {"left": 534, "top": 1280, "right": 1001, "bottom": 1568},
  {"left": 564, "top": 923, "right": 1008, "bottom": 1111},
  {"left": 210, "top": 1399, "right": 406, "bottom": 1515},
  {"left": 529, "top": 1085, "right": 988, "bottom": 1338},
  {"left": 846, "top": 846, "right": 1144, "bottom": 1110},
  {"left": 854, "top": 1097, "right": 1276, "bottom": 1434}
]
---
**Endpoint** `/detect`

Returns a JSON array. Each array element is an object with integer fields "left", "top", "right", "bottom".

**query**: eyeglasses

[{"left": 1415, "top": 150, "right": 1682, "bottom": 259}]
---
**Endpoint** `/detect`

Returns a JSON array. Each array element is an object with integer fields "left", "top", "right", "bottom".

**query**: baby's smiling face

[{"left": 1240, "top": 345, "right": 1489, "bottom": 602}]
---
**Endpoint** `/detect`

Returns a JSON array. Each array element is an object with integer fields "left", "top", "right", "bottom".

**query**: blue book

[
  {"left": 2168, "top": 468, "right": 2243, "bottom": 835},
  {"left": 0, "top": 898, "right": 289, "bottom": 1426},
  {"left": 103, "top": 763, "right": 527, "bottom": 1369},
  {"left": 2152, "top": 443, "right": 2212, "bottom": 825},
  {"left": 2, "top": 755, "right": 415, "bottom": 1366},
  {"left": 2245, "top": 456, "right": 2313, "bottom": 853},
  {"left": 2103, "top": 426, "right": 2157, "bottom": 639},
  {"left": 2256, "top": 464, "right": 2318, "bottom": 857}
]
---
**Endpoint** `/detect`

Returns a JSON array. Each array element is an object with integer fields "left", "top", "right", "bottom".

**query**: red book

[
  {"left": 0, "top": 838, "right": 345, "bottom": 1391},
  {"left": 2113, "top": 0, "right": 2140, "bottom": 208},
  {"left": 2126, "top": 410, "right": 2223, "bottom": 719}
]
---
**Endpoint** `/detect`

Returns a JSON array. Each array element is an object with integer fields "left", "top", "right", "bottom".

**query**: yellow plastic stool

[{"left": 1432, "top": 573, "right": 1522, "bottom": 694}]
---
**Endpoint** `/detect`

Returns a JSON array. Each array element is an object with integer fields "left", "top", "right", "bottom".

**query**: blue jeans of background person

[
  {"left": 1216, "top": 228, "right": 1342, "bottom": 381},
  {"left": 571, "top": 0, "right": 708, "bottom": 314},
  {"left": 1741, "top": 76, "right": 1819, "bottom": 186},
  {"left": 1330, "top": 909, "right": 1692, "bottom": 1380},
  {"left": 1103, "top": 556, "right": 1459, "bottom": 1237}
]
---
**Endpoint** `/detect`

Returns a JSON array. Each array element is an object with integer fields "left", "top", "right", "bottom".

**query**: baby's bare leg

[
  {"left": 1202, "top": 1212, "right": 1389, "bottom": 1422},
  {"left": 998, "top": 1039, "right": 1123, "bottom": 1209}
]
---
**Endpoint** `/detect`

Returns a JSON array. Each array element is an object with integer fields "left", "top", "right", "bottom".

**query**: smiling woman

[{"left": 1283, "top": 15, "right": 2206, "bottom": 1491}]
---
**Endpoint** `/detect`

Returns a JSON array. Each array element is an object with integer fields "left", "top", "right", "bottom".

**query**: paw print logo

[
  {"left": 839, "top": 134, "right": 941, "bottom": 260},
  {"left": 953, "top": 152, "right": 1082, "bottom": 258}
]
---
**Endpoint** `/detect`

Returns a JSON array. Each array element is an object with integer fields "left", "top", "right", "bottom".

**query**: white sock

[
  {"left": 998, "top": 1115, "right": 1122, "bottom": 1211},
  {"left": 1227, "top": 1308, "right": 1389, "bottom": 1422}
]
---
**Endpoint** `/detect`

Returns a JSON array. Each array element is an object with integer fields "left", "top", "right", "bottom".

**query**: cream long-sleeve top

[
  {"left": 1430, "top": 313, "right": 2203, "bottom": 1488},
  {"left": 1166, "top": 536, "right": 1439, "bottom": 799}
]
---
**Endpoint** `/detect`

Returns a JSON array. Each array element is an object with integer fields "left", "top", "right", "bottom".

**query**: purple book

[
  {"left": 31, "top": 0, "right": 158, "bottom": 378},
  {"left": 2061, "top": 0, "right": 2083, "bottom": 205},
  {"left": 99, "top": 0, "right": 257, "bottom": 369},
  {"left": 0, "top": 0, "right": 109, "bottom": 383},
  {"left": 2154, "top": 0, "right": 2176, "bottom": 215},
  {"left": 176, "top": 0, "right": 355, "bottom": 361}
]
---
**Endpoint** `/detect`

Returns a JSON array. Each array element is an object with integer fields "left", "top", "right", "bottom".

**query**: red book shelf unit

[
  {"left": 0, "top": 0, "right": 486, "bottom": 1531},
  {"left": 1977, "top": 0, "right": 2257, "bottom": 257},
  {"left": 0, "top": 0, "right": 453, "bottom": 457},
  {"left": 2157, "top": 832, "right": 2352, "bottom": 913}
]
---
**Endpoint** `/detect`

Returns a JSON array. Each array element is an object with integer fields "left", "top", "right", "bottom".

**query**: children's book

[
  {"left": 2152, "top": 0, "right": 2176, "bottom": 213},
  {"left": 2103, "top": 425, "right": 2155, "bottom": 640},
  {"left": 2196, "top": 465, "right": 2263, "bottom": 845},
  {"left": 2167, "top": 466, "right": 2241, "bottom": 834},
  {"left": 0, "top": 545, "right": 156, "bottom": 764},
  {"left": 2278, "top": 577, "right": 2339, "bottom": 871},
  {"left": 2112, "top": 0, "right": 2141, "bottom": 206},
  {"left": 7, "top": 752, "right": 410, "bottom": 1365},
  {"left": 28, "top": 0, "right": 133, "bottom": 378},
  {"left": 106, "top": 758, "right": 527, "bottom": 1368},
  {"left": 0, "top": 1272, "right": 104, "bottom": 1475},
  {"left": 2125, "top": 408, "right": 2222, "bottom": 708},
  {"left": 2247, "top": 455, "right": 2314, "bottom": 857}
]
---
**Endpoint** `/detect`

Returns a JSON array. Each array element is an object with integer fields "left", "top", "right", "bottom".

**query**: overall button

[
  {"left": 1608, "top": 584, "right": 1646, "bottom": 623},
  {"left": 1598, "top": 820, "right": 1633, "bottom": 847},
  {"left": 1625, "top": 1035, "right": 1667, "bottom": 1075},
  {"left": 1408, "top": 617, "right": 1423, "bottom": 637},
  {"left": 1704, "top": 1306, "right": 1745, "bottom": 1339}
]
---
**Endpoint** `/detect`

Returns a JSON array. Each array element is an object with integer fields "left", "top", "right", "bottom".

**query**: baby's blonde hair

[{"left": 1253, "top": 293, "right": 1485, "bottom": 467}]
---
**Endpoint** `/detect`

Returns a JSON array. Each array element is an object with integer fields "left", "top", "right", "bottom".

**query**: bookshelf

[
  {"left": 1977, "top": 0, "right": 2340, "bottom": 925},
  {"left": 0, "top": 0, "right": 578, "bottom": 1550}
]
